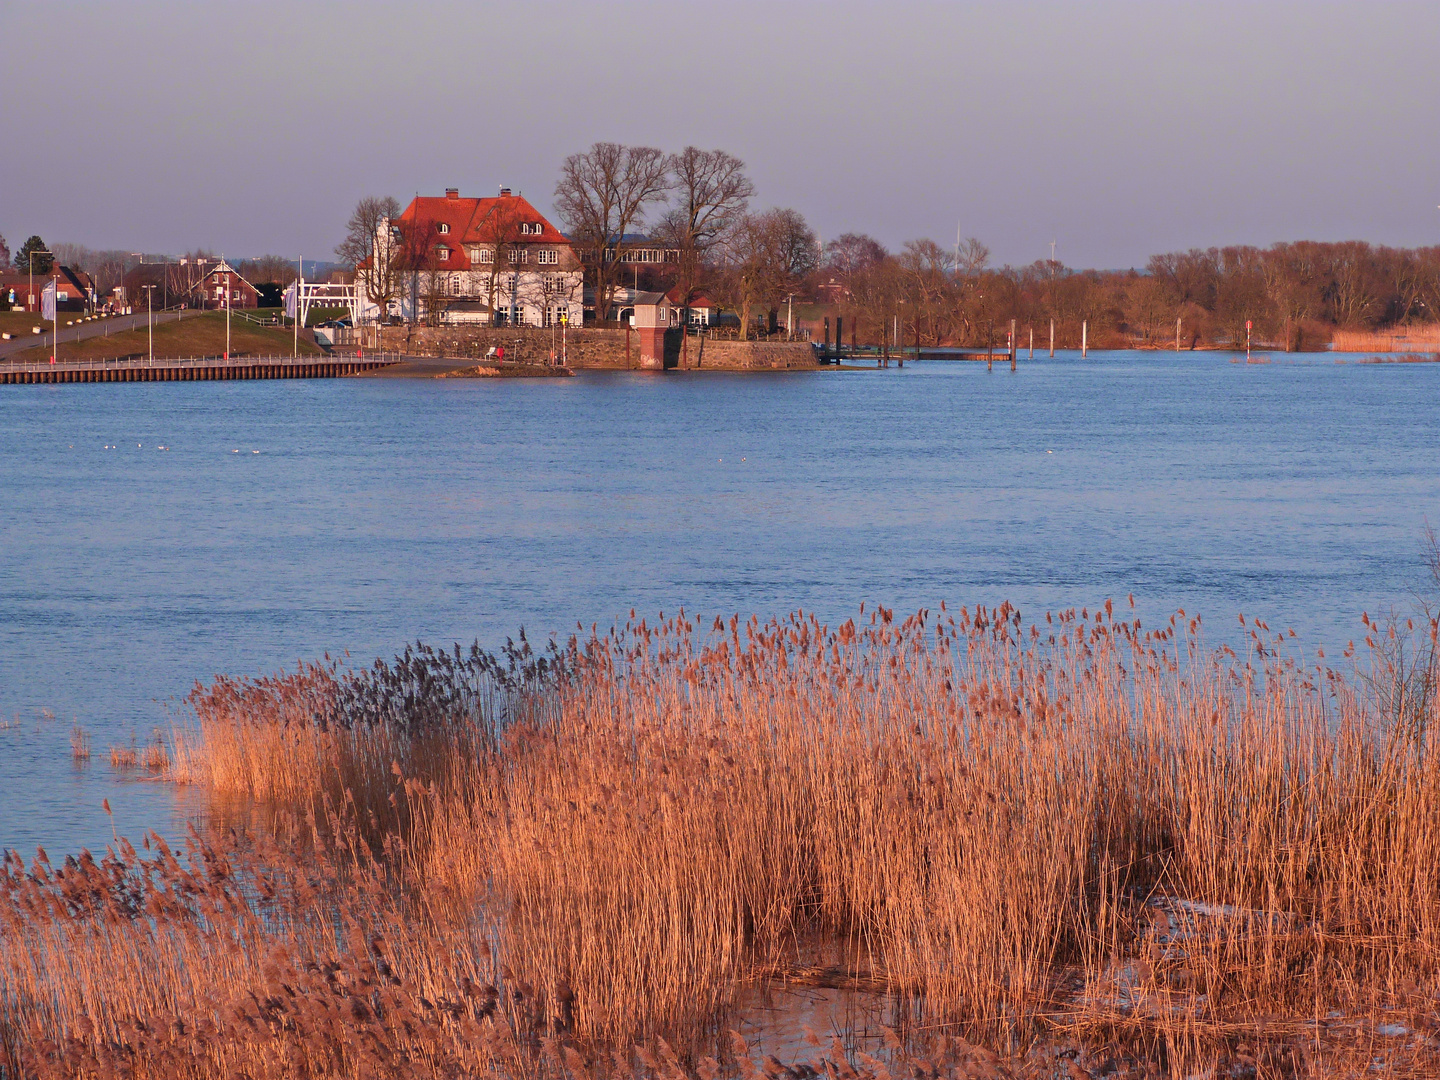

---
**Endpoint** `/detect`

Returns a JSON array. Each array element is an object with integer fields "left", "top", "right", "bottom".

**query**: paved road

[{"left": 0, "top": 310, "right": 186, "bottom": 360}]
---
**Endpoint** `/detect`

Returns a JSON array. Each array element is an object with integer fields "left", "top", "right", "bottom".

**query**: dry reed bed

[
  {"left": 1331, "top": 324, "right": 1440, "bottom": 353},
  {"left": 4, "top": 605, "right": 1439, "bottom": 1078}
]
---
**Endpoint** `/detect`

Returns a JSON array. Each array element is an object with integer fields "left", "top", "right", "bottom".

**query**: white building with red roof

[{"left": 357, "top": 187, "right": 583, "bottom": 327}]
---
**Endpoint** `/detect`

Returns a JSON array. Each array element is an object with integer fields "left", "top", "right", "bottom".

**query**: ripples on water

[{"left": 1, "top": 351, "right": 1437, "bottom": 855}]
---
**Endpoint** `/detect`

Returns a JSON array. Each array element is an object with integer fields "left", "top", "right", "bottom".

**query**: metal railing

[{"left": 1, "top": 352, "right": 404, "bottom": 375}]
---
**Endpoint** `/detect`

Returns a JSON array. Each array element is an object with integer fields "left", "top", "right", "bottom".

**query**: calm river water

[{"left": 2, "top": 350, "right": 1437, "bottom": 856}]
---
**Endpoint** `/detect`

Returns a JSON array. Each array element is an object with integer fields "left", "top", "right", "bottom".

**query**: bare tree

[
  {"left": 823, "top": 233, "right": 887, "bottom": 278},
  {"left": 467, "top": 197, "right": 531, "bottom": 326},
  {"left": 554, "top": 142, "right": 670, "bottom": 322},
  {"left": 0, "top": 232, "right": 9, "bottom": 272},
  {"left": 719, "top": 209, "right": 818, "bottom": 339},
  {"left": 389, "top": 216, "right": 441, "bottom": 330},
  {"left": 336, "top": 195, "right": 403, "bottom": 322},
  {"left": 957, "top": 237, "right": 990, "bottom": 275},
  {"left": 658, "top": 147, "right": 753, "bottom": 316},
  {"left": 896, "top": 239, "right": 958, "bottom": 346},
  {"left": 238, "top": 255, "right": 299, "bottom": 287}
]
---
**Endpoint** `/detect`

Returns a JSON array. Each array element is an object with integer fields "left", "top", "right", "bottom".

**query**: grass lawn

[{"left": 5, "top": 312, "right": 324, "bottom": 363}]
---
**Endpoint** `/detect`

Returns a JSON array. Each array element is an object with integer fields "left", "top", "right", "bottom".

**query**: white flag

[
  {"left": 283, "top": 281, "right": 298, "bottom": 319},
  {"left": 40, "top": 280, "right": 56, "bottom": 322}
]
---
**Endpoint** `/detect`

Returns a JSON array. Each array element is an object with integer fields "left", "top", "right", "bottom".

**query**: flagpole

[
  {"left": 51, "top": 274, "right": 58, "bottom": 364},
  {"left": 294, "top": 255, "right": 299, "bottom": 358}
]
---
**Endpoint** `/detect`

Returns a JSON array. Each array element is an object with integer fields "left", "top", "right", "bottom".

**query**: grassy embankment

[
  {"left": 4, "top": 311, "right": 323, "bottom": 363},
  {"left": 3, "top": 601, "right": 1439, "bottom": 1079}
]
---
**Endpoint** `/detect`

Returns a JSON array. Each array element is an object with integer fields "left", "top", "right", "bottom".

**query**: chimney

[
  {"left": 445, "top": 187, "right": 459, "bottom": 199},
  {"left": 499, "top": 186, "right": 512, "bottom": 197}
]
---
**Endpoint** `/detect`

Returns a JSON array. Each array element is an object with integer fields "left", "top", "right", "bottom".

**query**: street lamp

[
  {"left": 140, "top": 285, "right": 156, "bottom": 363},
  {"left": 220, "top": 256, "right": 231, "bottom": 360}
]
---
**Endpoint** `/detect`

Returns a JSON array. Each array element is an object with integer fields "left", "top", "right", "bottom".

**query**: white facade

[{"left": 354, "top": 191, "right": 585, "bottom": 328}]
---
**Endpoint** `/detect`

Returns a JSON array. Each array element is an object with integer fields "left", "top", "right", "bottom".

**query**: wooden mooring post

[{"left": 1009, "top": 319, "right": 1017, "bottom": 371}]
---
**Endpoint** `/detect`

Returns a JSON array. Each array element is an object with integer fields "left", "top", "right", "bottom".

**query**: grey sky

[{"left": 3, "top": 1, "right": 1438, "bottom": 269}]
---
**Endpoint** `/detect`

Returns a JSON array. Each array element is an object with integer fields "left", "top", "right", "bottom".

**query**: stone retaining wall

[
  {"left": 376, "top": 326, "right": 632, "bottom": 367},
  {"left": 375, "top": 326, "right": 821, "bottom": 371},
  {"left": 687, "top": 338, "right": 818, "bottom": 370}
]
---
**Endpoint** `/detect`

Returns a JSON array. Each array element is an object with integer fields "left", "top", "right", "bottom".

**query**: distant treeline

[{"left": 817, "top": 238, "right": 1440, "bottom": 351}]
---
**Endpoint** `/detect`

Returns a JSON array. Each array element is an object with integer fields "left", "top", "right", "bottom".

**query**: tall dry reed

[
  {"left": 410, "top": 603, "right": 1440, "bottom": 1061},
  {"left": 8, "top": 604, "right": 1438, "bottom": 1077},
  {"left": 1331, "top": 323, "right": 1440, "bottom": 353}
]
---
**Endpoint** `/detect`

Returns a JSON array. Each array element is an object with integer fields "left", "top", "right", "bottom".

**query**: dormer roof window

[
  {"left": 437, "top": 246, "right": 450, "bottom": 261},
  {"left": 437, "top": 223, "right": 450, "bottom": 234}
]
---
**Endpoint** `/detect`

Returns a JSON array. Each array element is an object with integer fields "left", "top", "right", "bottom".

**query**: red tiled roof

[
  {"left": 395, "top": 191, "right": 571, "bottom": 270},
  {"left": 667, "top": 286, "right": 715, "bottom": 308}
]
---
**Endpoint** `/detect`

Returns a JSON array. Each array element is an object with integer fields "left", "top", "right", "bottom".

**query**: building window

[
  {"left": 508, "top": 248, "right": 527, "bottom": 264},
  {"left": 437, "top": 247, "right": 450, "bottom": 261},
  {"left": 537, "top": 249, "right": 558, "bottom": 265},
  {"left": 452, "top": 275, "right": 463, "bottom": 296},
  {"left": 473, "top": 247, "right": 493, "bottom": 263},
  {"left": 437, "top": 223, "right": 450, "bottom": 234}
]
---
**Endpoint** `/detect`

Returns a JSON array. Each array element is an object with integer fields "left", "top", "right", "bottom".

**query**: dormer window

[
  {"left": 437, "top": 247, "right": 450, "bottom": 261},
  {"left": 437, "top": 223, "right": 450, "bottom": 234},
  {"left": 519, "top": 222, "right": 544, "bottom": 236}
]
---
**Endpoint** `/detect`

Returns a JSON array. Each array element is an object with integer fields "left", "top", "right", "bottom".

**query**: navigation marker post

[{"left": 1246, "top": 319, "right": 1252, "bottom": 361}]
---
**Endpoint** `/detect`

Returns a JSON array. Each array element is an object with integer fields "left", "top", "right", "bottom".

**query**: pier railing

[{"left": 0, "top": 353, "right": 404, "bottom": 384}]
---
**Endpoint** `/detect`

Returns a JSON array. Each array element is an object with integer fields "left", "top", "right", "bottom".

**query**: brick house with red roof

[
  {"left": 358, "top": 187, "right": 583, "bottom": 327},
  {"left": 3, "top": 266, "right": 95, "bottom": 313}
]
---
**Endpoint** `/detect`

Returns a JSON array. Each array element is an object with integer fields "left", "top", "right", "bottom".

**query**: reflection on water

[
  {"left": 732, "top": 982, "right": 900, "bottom": 1064},
  {"left": 2, "top": 351, "right": 1438, "bottom": 856}
]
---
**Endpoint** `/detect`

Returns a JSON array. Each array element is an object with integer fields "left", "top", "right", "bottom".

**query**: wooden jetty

[
  {"left": 918, "top": 349, "right": 1010, "bottom": 362},
  {"left": 0, "top": 353, "right": 401, "bottom": 385}
]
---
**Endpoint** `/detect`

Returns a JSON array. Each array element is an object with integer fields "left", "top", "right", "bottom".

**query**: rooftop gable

[{"left": 396, "top": 190, "right": 571, "bottom": 256}]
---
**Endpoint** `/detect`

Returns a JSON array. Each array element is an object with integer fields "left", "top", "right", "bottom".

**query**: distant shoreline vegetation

[{"left": 10, "top": 142, "right": 1439, "bottom": 355}]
